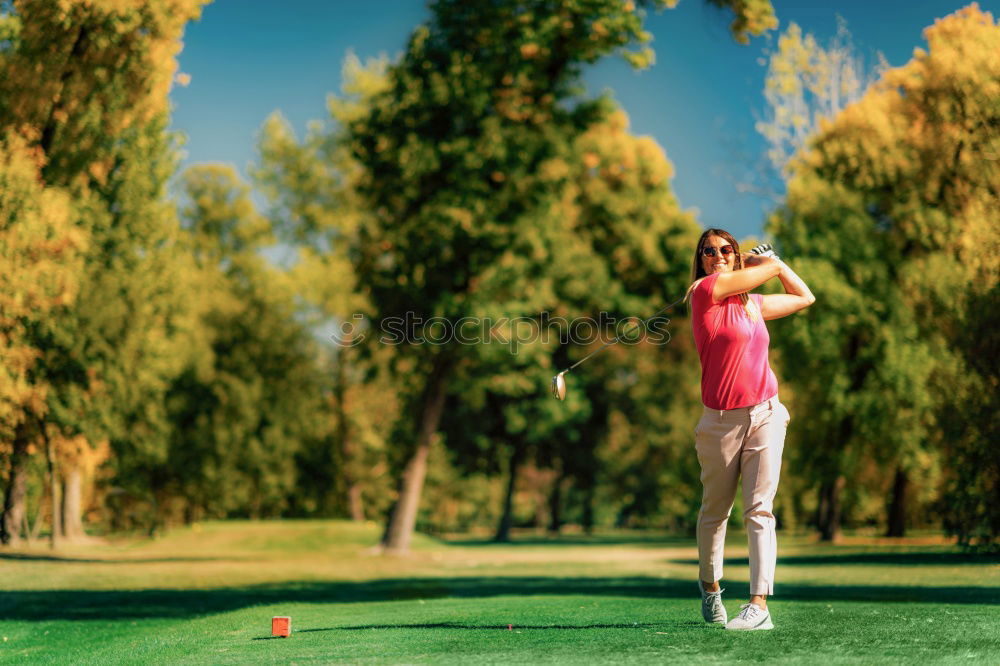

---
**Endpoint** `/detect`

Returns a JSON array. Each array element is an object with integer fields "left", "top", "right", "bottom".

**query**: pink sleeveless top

[{"left": 690, "top": 272, "right": 778, "bottom": 410}]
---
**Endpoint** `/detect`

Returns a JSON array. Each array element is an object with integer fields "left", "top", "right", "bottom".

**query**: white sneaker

[
  {"left": 725, "top": 602, "right": 773, "bottom": 630},
  {"left": 699, "top": 584, "right": 727, "bottom": 624}
]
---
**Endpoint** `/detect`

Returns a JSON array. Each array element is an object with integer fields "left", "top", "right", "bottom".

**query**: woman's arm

[
  {"left": 760, "top": 259, "right": 816, "bottom": 320},
  {"left": 711, "top": 254, "right": 782, "bottom": 302}
]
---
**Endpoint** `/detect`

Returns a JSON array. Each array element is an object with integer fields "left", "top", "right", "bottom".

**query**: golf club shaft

[{"left": 563, "top": 293, "right": 688, "bottom": 373}]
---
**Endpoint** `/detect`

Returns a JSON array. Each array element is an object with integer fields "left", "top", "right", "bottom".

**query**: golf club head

[{"left": 551, "top": 371, "right": 567, "bottom": 401}]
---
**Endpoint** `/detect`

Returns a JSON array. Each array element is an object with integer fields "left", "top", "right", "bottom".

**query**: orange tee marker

[{"left": 272, "top": 616, "right": 291, "bottom": 638}]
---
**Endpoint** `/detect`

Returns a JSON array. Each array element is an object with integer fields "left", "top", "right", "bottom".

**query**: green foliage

[
  {"left": 34, "top": 117, "right": 200, "bottom": 516},
  {"left": 596, "top": 333, "right": 703, "bottom": 531},
  {"left": 942, "top": 283, "right": 1000, "bottom": 552},
  {"left": 768, "top": 5, "right": 1000, "bottom": 548},
  {"left": 169, "top": 165, "right": 326, "bottom": 521},
  {"left": 254, "top": 55, "right": 397, "bottom": 522},
  {"left": 250, "top": 0, "right": 777, "bottom": 548},
  {"left": 343, "top": 0, "right": 756, "bottom": 550},
  {"left": 0, "top": 0, "right": 210, "bottom": 538},
  {"left": 525, "top": 108, "right": 702, "bottom": 532}
]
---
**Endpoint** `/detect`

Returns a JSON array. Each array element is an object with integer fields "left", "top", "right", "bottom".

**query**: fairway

[{"left": 1, "top": 522, "right": 998, "bottom": 664}]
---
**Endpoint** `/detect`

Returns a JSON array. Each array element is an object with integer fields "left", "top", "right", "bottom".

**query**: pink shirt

[{"left": 690, "top": 272, "right": 778, "bottom": 410}]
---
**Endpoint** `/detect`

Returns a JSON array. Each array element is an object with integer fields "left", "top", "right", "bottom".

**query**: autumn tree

[
  {"left": 0, "top": 0, "right": 208, "bottom": 541},
  {"left": 0, "top": 131, "right": 83, "bottom": 545},
  {"left": 755, "top": 17, "right": 887, "bottom": 538},
  {"left": 768, "top": 5, "right": 1000, "bottom": 545},
  {"left": 707, "top": 0, "right": 777, "bottom": 44}
]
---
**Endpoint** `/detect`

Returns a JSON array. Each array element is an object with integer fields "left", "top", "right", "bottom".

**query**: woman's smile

[{"left": 701, "top": 235, "right": 735, "bottom": 274}]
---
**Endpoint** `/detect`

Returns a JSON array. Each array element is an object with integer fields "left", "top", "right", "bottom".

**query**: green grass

[{"left": 1, "top": 521, "right": 998, "bottom": 664}]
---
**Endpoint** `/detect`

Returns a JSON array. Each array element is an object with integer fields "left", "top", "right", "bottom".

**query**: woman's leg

[
  {"left": 695, "top": 409, "right": 747, "bottom": 588},
  {"left": 740, "top": 399, "right": 789, "bottom": 602}
]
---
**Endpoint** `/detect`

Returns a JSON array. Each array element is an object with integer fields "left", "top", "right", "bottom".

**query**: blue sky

[{"left": 171, "top": 0, "right": 998, "bottom": 241}]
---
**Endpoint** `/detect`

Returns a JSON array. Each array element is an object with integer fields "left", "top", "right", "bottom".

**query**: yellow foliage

[
  {"left": 792, "top": 3, "right": 1000, "bottom": 284},
  {"left": 0, "top": 130, "right": 85, "bottom": 433},
  {"left": 708, "top": 0, "right": 777, "bottom": 45},
  {"left": 0, "top": 0, "right": 208, "bottom": 184},
  {"left": 46, "top": 427, "right": 111, "bottom": 472},
  {"left": 776, "top": 5, "right": 1000, "bottom": 485},
  {"left": 760, "top": 18, "right": 886, "bottom": 177}
]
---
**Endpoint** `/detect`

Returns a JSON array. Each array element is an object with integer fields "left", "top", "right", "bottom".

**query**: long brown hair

[{"left": 686, "top": 228, "right": 752, "bottom": 313}]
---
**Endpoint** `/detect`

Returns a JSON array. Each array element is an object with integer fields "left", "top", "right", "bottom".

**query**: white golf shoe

[
  {"left": 699, "top": 584, "right": 727, "bottom": 624},
  {"left": 725, "top": 602, "right": 773, "bottom": 630}
]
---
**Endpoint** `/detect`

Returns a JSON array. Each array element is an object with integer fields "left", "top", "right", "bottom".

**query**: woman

[{"left": 687, "top": 228, "right": 815, "bottom": 631}]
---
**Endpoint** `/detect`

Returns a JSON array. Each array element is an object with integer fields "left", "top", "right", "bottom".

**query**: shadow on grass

[
  {"left": 3, "top": 576, "right": 998, "bottom": 622},
  {"left": 302, "top": 622, "right": 665, "bottom": 632},
  {"left": 672, "top": 552, "right": 1000, "bottom": 567},
  {"left": 444, "top": 535, "right": 693, "bottom": 547},
  {"left": 0, "top": 553, "right": 236, "bottom": 564},
  {"left": 252, "top": 620, "right": 705, "bottom": 640}
]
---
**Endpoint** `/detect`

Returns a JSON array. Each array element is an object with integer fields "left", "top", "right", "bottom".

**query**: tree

[
  {"left": 768, "top": 5, "right": 1000, "bottom": 545},
  {"left": 0, "top": 0, "right": 209, "bottom": 541},
  {"left": 0, "top": 130, "right": 83, "bottom": 545},
  {"left": 347, "top": 0, "right": 642, "bottom": 553},
  {"left": 533, "top": 107, "right": 702, "bottom": 533},
  {"left": 170, "top": 165, "right": 327, "bottom": 521},
  {"left": 707, "top": 0, "right": 777, "bottom": 45},
  {"left": 757, "top": 19, "right": 886, "bottom": 183},
  {"left": 254, "top": 52, "right": 398, "bottom": 521},
  {"left": 0, "top": 0, "right": 207, "bottom": 185},
  {"left": 754, "top": 17, "right": 886, "bottom": 539},
  {"left": 344, "top": 0, "right": 777, "bottom": 553}
]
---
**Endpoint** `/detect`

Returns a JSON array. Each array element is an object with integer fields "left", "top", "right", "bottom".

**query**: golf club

[
  {"left": 551, "top": 243, "right": 777, "bottom": 400},
  {"left": 550, "top": 294, "right": 686, "bottom": 400}
]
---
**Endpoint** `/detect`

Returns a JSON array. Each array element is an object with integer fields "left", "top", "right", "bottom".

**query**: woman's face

[{"left": 700, "top": 234, "right": 736, "bottom": 275}]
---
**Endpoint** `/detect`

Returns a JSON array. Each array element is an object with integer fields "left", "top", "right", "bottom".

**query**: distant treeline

[{"left": 0, "top": 0, "right": 996, "bottom": 552}]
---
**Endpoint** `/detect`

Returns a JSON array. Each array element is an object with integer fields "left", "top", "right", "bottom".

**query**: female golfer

[{"left": 687, "top": 228, "right": 815, "bottom": 630}]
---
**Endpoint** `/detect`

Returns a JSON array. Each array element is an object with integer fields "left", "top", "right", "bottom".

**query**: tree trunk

[
  {"left": 44, "top": 428, "right": 62, "bottom": 549},
  {"left": 347, "top": 484, "right": 365, "bottom": 522},
  {"left": 335, "top": 353, "right": 365, "bottom": 521},
  {"left": 548, "top": 470, "right": 565, "bottom": 535},
  {"left": 534, "top": 489, "right": 547, "bottom": 529},
  {"left": 885, "top": 466, "right": 908, "bottom": 538},
  {"left": 62, "top": 465, "right": 85, "bottom": 540},
  {"left": 494, "top": 444, "right": 522, "bottom": 543},
  {"left": 582, "top": 485, "right": 595, "bottom": 535},
  {"left": 1, "top": 427, "right": 30, "bottom": 546},
  {"left": 380, "top": 356, "right": 451, "bottom": 554},
  {"left": 817, "top": 475, "right": 844, "bottom": 542},
  {"left": 29, "top": 488, "right": 45, "bottom": 542}
]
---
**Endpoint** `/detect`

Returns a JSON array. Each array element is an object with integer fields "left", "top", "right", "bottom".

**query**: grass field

[{"left": 1, "top": 521, "right": 998, "bottom": 664}]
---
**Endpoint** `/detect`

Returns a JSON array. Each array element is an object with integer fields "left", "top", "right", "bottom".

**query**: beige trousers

[{"left": 695, "top": 396, "right": 789, "bottom": 596}]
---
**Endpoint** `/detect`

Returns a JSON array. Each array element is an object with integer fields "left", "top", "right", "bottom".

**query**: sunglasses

[{"left": 702, "top": 244, "right": 734, "bottom": 258}]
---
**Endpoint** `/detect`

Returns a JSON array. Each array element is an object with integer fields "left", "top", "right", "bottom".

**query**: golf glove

[{"left": 749, "top": 243, "right": 780, "bottom": 260}]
